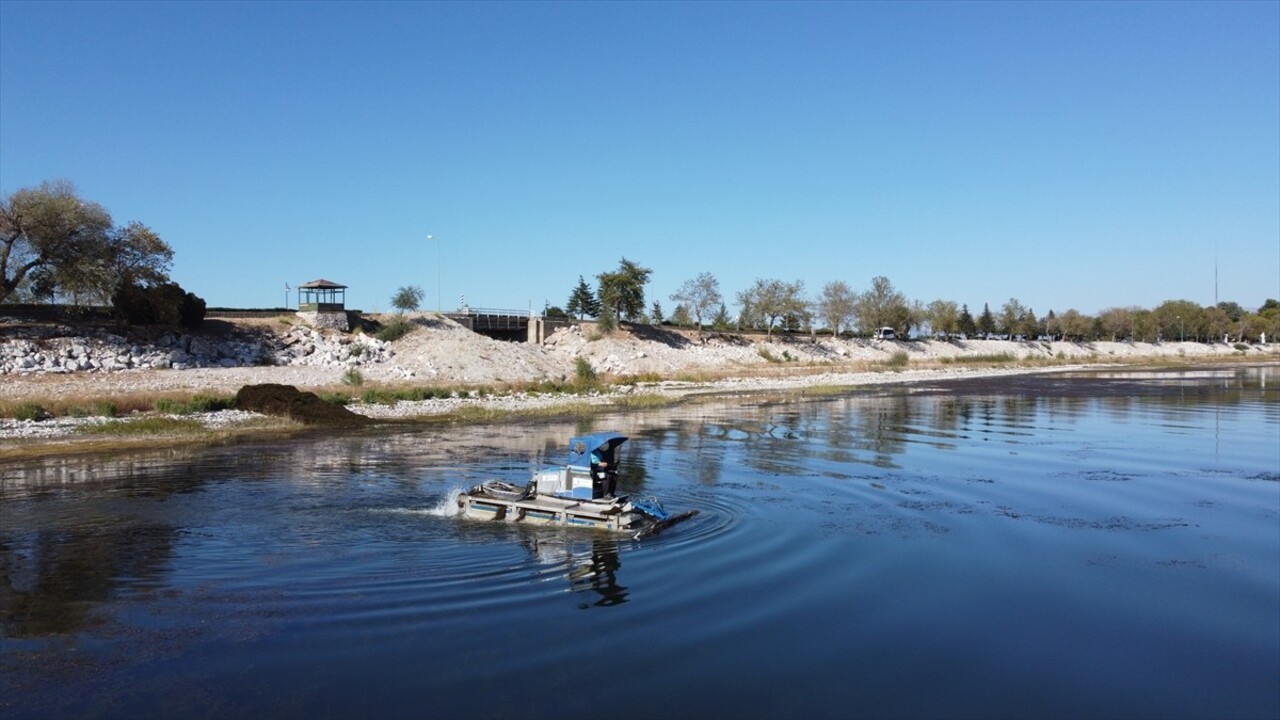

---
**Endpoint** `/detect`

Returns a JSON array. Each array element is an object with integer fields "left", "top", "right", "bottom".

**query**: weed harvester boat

[{"left": 457, "top": 432, "right": 697, "bottom": 538}]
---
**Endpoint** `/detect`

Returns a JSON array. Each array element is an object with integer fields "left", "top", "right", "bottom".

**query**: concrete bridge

[{"left": 444, "top": 308, "right": 572, "bottom": 343}]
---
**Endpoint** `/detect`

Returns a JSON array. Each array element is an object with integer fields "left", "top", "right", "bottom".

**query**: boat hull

[{"left": 457, "top": 491, "right": 697, "bottom": 537}]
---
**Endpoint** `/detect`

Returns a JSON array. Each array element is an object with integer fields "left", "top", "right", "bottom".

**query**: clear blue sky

[{"left": 3, "top": 1, "right": 1277, "bottom": 317}]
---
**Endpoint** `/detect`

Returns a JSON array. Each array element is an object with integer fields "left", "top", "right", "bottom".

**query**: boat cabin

[{"left": 534, "top": 432, "right": 627, "bottom": 500}]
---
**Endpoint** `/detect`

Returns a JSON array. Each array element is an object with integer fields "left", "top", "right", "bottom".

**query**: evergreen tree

[
  {"left": 712, "top": 303, "right": 731, "bottom": 331},
  {"left": 566, "top": 275, "right": 599, "bottom": 319},
  {"left": 671, "top": 304, "right": 692, "bottom": 326},
  {"left": 597, "top": 258, "right": 651, "bottom": 322},
  {"left": 650, "top": 300, "right": 664, "bottom": 324},
  {"left": 977, "top": 303, "right": 996, "bottom": 337},
  {"left": 958, "top": 304, "right": 977, "bottom": 338}
]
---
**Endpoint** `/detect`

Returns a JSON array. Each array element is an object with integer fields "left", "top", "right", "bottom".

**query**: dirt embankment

[{"left": 1, "top": 312, "right": 1274, "bottom": 406}]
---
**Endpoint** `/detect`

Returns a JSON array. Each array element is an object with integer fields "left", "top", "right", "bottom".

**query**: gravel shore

[{"left": 2, "top": 314, "right": 1274, "bottom": 446}]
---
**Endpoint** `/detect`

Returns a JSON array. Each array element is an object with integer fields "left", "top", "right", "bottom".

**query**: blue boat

[{"left": 457, "top": 432, "right": 697, "bottom": 538}]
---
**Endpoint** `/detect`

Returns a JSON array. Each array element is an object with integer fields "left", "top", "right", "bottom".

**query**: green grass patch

[
  {"left": 612, "top": 393, "right": 674, "bottom": 409},
  {"left": 79, "top": 417, "right": 207, "bottom": 436},
  {"left": 939, "top": 353, "right": 1017, "bottom": 365},
  {"left": 154, "top": 394, "right": 234, "bottom": 414},
  {"left": 614, "top": 372, "right": 664, "bottom": 385},
  {"left": 11, "top": 402, "right": 51, "bottom": 421}
]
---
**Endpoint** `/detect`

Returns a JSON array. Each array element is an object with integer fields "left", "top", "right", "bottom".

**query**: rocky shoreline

[{"left": 2, "top": 313, "right": 1275, "bottom": 448}]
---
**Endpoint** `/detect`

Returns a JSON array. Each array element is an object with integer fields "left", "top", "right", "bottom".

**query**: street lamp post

[
  {"left": 1177, "top": 315, "right": 1184, "bottom": 342},
  {"left": 428, "top": 234, "right": 440, "bottom": 312}
]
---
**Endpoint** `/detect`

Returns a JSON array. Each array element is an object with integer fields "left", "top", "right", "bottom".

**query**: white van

[{"left": 875, "top": 327, "right": 897, "bottom": 340}]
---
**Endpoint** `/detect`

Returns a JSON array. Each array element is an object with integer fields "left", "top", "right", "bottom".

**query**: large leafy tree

[
  {"left": 1, "top": 180, "right": 113, "bottom": 304},
  {"left": 817, "top": 280, "right": 858, "bottom": 336},
  {"left": 670, "top": 271, "right": 723, "bottom": 338},
  {"left": 1098, "top": 306, "right": 1135, "bottom": 341},
  {"left": 999, "top": 298, "right": 1026, "bottom": 339},
  {"left": 566, "top": 275, "right": 599, "bottom": 319},
  {"left": 1152, "top": 299, "right": 1203, "bottom": 342},
  {"left": 737, "top": 278, "right": 806, "bottom": 339},
  {"left": 597, "top": 258, "right": 651, "bottom": 323},
  {"left": 926, "top": 299, "right": 959, "bottom": 339},
  {"left": 854, "top": 276, "right": 910, "bottom": 335}
]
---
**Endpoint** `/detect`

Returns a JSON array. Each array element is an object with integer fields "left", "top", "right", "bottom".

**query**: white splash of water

[
  {"left": 376, "top": 488, "right": 463, "bottom": 518},
  {"left": 425, "top": 487, "right": 463, "bottom": 517}
]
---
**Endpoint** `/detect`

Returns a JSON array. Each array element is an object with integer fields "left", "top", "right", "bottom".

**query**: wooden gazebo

[{"left": 297, "top": 279, "right": 347, "bottom": 312}]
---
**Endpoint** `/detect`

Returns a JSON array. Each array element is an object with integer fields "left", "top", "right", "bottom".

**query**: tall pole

[{"left": 428, "top": 234, "right": 440, "bottom": 312}]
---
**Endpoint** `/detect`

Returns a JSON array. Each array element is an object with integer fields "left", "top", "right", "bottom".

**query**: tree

[
  {"left": 566, "top": 275, "right": 599, "bottom": 319},
  {"left": 711, "top": 303, "right": 731, "bottom": 331},
  {"left": 1153, "top": 299, "right": 1203, "bottom": 342},
  {"left": 976, "top": 303, "right": 996, "bottom": 338},
  {"left": 957, "top": 304, "right": 977, "bottom": 338},
  {"left": 1204, "top": 305, "right": 1231, "bottom": 342},
  {"left": 1098, "top": 306, "right": 1134, "bottom": 341},
  {"left": 925, "top": 299, "right": 959, "bottom": 339},
  {"left": 1, "top": 180, "right": 113, "bottom": 304},
  {"left": 597, "top": 258, "right": 651, "bottom": 323},
  {"left": 670, "top": 304, "right": 692, "bottom": 327},
  {"left": 737, "top": 278, "right": 806, "bottom": 339},
  {"left": 999, "top": 298, "right": 1026, "bottom": 339},
  {"left": 1057, "top": 308, "right": 1094, "bottom": 341},
  {"left": 670, "top": 271, "right": 723, "bottom": 338},
  {"left": 107, "top": 222, "right": 172, "bottom": 289},
  {"left": 391, "top": 285, "right": 424, "bottom": 313},
  {"left": 854, "top": 276, "right": 910, "bottom": 335},
  {"left": 1018, "top": 308, "right": 1039, "bottom": 340},
  {"left": 650, "top": 300, "right": 665, "bottom": 325},
  {"left": 817, "top": 280, "right": 858, "bottom": 336},
  {"left": 1043, "top": 310, "right": 1060, "bottom": 340}
]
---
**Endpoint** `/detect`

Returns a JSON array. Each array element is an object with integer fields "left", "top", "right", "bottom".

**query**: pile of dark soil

[{"left": 234, "top": 384, "right": 369, "bottom": 426}]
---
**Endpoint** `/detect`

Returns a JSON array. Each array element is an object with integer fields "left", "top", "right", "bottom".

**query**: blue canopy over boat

[{"left": 567, "top": 432, "right": 627, "bottom": 467}]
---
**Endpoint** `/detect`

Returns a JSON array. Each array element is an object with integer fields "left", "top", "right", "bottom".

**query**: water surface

[{"left": 2, "top": 366, "right": 1277, "bottom": 719}]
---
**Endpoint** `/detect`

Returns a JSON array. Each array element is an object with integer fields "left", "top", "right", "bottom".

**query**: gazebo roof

[{"left": 298, "top": 279, "right": 347, "bottom": 289}]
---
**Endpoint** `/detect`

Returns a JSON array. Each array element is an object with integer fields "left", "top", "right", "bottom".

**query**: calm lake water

[{"left": 2, "top": 366, "right": 1277, "bottom": 720}]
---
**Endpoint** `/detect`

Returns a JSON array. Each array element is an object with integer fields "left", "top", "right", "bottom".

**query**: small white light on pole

[{"left": 428, "top": 234, "right": 440, "bottom": 312}]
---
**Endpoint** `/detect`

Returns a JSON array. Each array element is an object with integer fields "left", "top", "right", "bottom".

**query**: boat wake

[{"left": 377, "top": 488, "right": 463, "bottom": 518}]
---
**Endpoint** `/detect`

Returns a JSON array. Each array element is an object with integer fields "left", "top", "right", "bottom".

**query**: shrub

[
  {"left": 886, "top": 351, "right": 909, "bottom": 368},
  {"left": 574, "top": 357, "right": 599, "bottom": 388},
  {"left": 1234, "top": 343, "right": 1250, "bottom": 352},
  {"left": 758, "top": 347, "right": 781, "bottom": 363},
  {"left": 13, "top": 402, "right": 50, "bottom": 421},
  {"left": 376, "top": 316, "right": 413, "bottom": 342},
  {"left": 112, "top": 281, "right": 206, "bottom": 330},
  {"left": 342, "top": 368, "right": 365, "bottom": 386}
]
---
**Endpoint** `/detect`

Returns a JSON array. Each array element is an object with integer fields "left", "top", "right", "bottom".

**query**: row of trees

[
  {"left": 557, "top": 260, "right": 1280, "bottom": 344},
  {"left": 1, "top": 180, "right": 204, "bottom": 328}
]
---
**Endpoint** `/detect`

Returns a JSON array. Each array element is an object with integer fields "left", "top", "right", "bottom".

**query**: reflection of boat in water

[
  {"left": 457, "top": 432, "right": 697, "bottom": 538},
  {"left": 525, "top": 535, "right": 629, "bottom": 607}
]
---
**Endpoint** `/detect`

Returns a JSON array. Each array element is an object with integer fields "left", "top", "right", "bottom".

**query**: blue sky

[{"left": 2, "top": 1, "right": 1277, "bottom": 317}]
